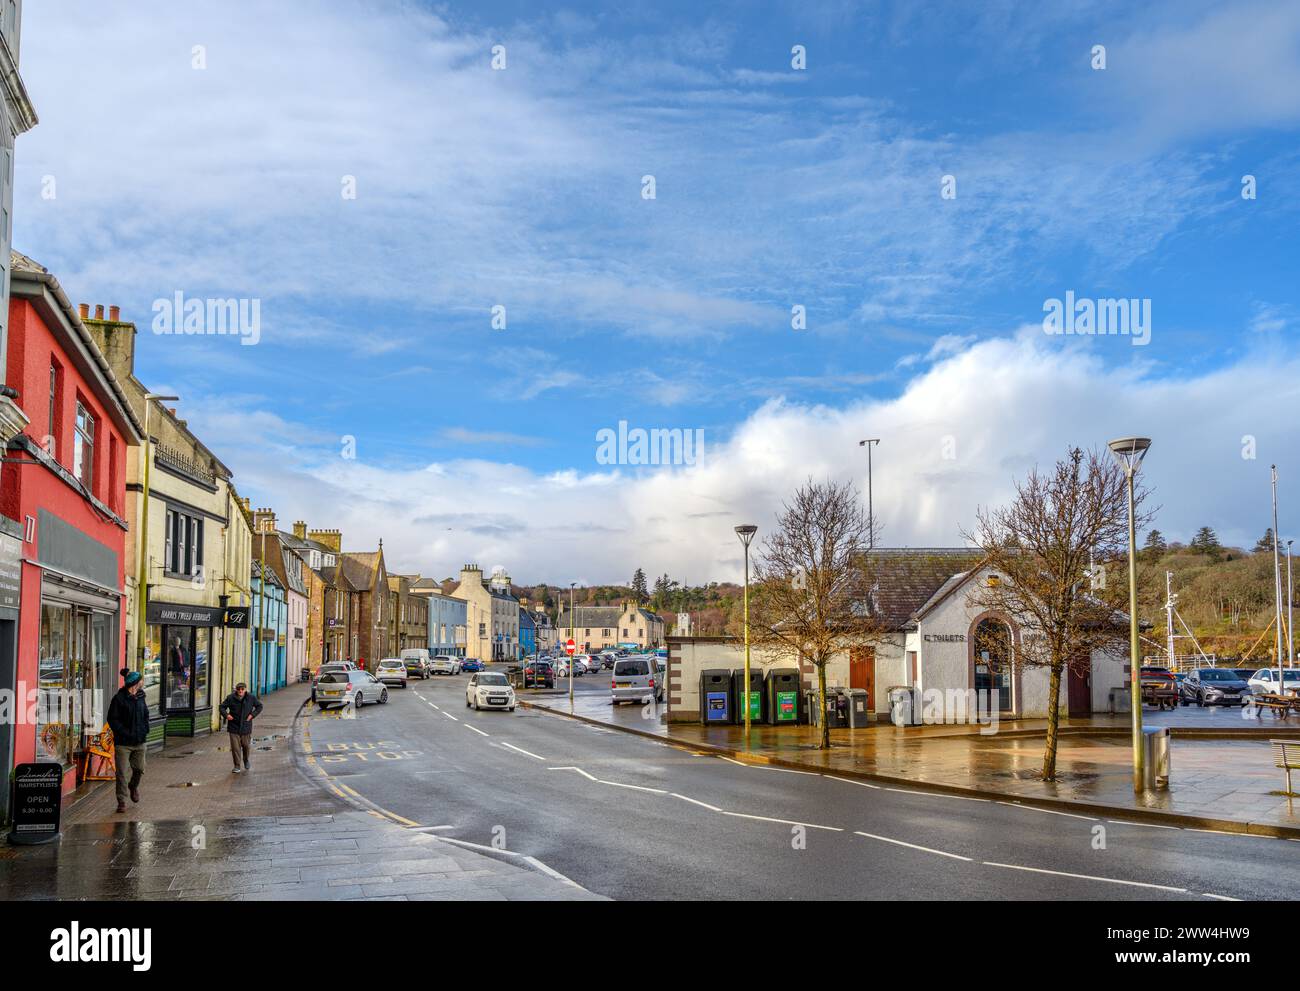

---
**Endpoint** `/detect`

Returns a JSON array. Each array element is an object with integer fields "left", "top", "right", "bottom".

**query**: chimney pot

[
  {"left": 94, "top": 304, "right": 104, "bottom": 319},
  {"left": 109, "top": 305, "right": 120, "bottom": 321},
  {"left": 78, "top": 303, "right": 89, "bottom": 319}
]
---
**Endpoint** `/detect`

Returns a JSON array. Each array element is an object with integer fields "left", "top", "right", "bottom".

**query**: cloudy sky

[{"left": 14, "top": 0, "right": 1300, "bottom": 584}]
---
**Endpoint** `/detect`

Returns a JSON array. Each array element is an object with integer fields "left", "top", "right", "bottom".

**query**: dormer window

[
  {"left": 309, "top": 550, "right": 322, "bottom": 570},
  {"left": 324, "top": 554, "right": 335, "bottom": 567}
]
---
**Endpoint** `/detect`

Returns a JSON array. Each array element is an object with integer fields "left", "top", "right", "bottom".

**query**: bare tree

[
  {"left": 746, "top": 479, "right": 890, "bottom": 750},
  {"left": 963, "top": 447, "right": 1150, "bottom": 780}
]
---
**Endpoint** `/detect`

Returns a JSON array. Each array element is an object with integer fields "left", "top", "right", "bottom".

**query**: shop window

[
  {"left": 73, "top": 400, "right": 95, "bottom": 492},
  {"left": 165, "top": 508, "right": 204, "bottom": 577}
]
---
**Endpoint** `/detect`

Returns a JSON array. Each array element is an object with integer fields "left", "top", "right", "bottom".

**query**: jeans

[
  {"left": 114, "top": 743, "right": 146, "bottom": 804},
  {"left": 230, "top": 732, "right": 252, "bottom": 769}
]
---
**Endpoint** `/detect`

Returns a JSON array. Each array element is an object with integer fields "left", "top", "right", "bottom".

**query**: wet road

[{"left": 299, "top": 672, "right": 1299, "bottom": 900}]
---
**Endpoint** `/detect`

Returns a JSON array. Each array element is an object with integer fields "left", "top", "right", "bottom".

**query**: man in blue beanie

[{"left": 107, "top": 667, "right": 150, "bottom": 814}]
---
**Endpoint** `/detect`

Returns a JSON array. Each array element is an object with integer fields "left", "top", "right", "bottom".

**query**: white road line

[
  {"left": 597, "top": 779, "right": 668, "bottom": 795},
  {"left": 1106, "top": 819, "right": 1180, "bottom": 830},
  {"left": 407, "top": 825, "right": 455, "bottom": 832},
  {"left": 756, "top": 765, "right": 820, "bottom": 776},
  {"left": 854, "top": 831, "right": 973, "bottom": 861},
  {"left": 548, "top": 765, "right": 598, "bottom": 781},
  {"left": 716, "top": 755, "right": 750, "bottom": 767},
  {"left": 723, "top": 811, "right": 843, "bottom": 831},
  {"left": 885, "top": 787, "right": 989, "bottom": 802},
  {"left": 996, "top": 801, "right": 1096, "bottom": 821},
  {"left": 982, "top": 861, "right": 1186, "bottom": 893},
  {"left": 442, "top": 711, "right": 459, "bottom": 722},
  {"left": 464, "top": 724, "right": 489, "bottom": 737},
  {"left": 501, "top": 742, "right": 547, "bottom": 761},
  {"left": 1186, "top": 828, "right": 1249, "bottom": 837},
  {"left": 1203, "top": 893, "right": 1241, "bottom": 901},
  {"left": 822, "top": 775, "right": 882, "bottom": 790},
  {"left": 671, "top": 793, "right": 723, "bottom": 813}
]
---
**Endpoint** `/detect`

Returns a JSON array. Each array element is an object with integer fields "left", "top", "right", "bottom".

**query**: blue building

[
  {"left": 519, "top": 608, "right": 537, "bottom": 657},
  {"left": 251, "top": 560, "right": 288, "bottom": 695},
  {"left": 413, "top": 580, "right": 468, "bottom": 657}
]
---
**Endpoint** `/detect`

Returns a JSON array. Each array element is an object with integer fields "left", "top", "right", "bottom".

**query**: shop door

[
  {"left": 850, "top": 646, "right": 875, "bottom": 707},
  {"left": 1067, "top": 656, "right": 1092, "bottom": 717}
]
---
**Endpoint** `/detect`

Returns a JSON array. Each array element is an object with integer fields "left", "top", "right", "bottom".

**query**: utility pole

[
  {"left": 1165, "top": 571, "right": 1176, "bottom": 668},
  {"left": 135, "top": 394, "right": 178, "bottom": 670},
  {"left": 1288, "top": 539, "right": 1295, "bottom": 671},
  {"left": 1272, "top": 466, "right": 1284, "bottom": 692}
]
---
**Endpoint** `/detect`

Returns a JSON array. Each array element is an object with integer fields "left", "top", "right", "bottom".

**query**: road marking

[
  {"left": 724, "top": 811, "right": 842, "bottom": 831},
  {"left": 408, "top": 825, "right": 455, "bottom": 832},
  {"left": 1203, "top": 893, "right": 1241, "bottom": 901},
  {"left": 996, "top": 801, "right": 1096, "bottom": 821},
  {"left": 885, "top": 787, "right": 989, "bottom": 802},
  {"left": 500, "top": 741, "right": 547, "bottom": 761},
  {"left": 982, "top": 861, "right": 1186, "bottom": 892},
  {"left": 1186, "top": 828, "right": 1250, "bottom": 837},
  {"left": 671, "top": 793, "right": 723, "bottom": 813},
  {"left": 598, "top": 779, "right": 669, "bottom": 795},
  {"left": 548, "top": 766, "right": 598, "bottom": 781},
  {"left": 854, "top": 831, "right": 972, "bottom": 861},
  {"left": 464, "top": 724, "right": 490, "bottom": 737},
  {"left": 756, "top": 765, "right": 820, "bottom": 776},
  {"left": 435, "top": 837, "right": 589, "bottom": 891},
  {"left": 822, "top": 775, "right": 881, "bottom": 789},
  {"left": 442, "top": 711, "right": 459, "bottom": 722},
  {"left": 716, "top": 755, "right": 750, "bottom": 767},
  {"left": 1106, "top": 819, "right": 1180, "bottom": 830}
]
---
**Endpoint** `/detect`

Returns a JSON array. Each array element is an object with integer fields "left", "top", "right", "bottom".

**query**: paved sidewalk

[{"left": 522, "top": 691, "right": 1300, "bottom": 835}]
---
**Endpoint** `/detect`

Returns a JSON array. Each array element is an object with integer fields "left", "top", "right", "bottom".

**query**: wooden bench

[
  {"left": 1254, "top": 693, "right": 1300, "bottom": 717},
  {"left": 1272, "top": 739, "right": 1300, "bottom": 796}
]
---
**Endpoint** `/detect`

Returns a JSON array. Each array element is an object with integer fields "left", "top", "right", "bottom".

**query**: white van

[{"left": 400, "top": 648, "right": 432, "bottom": 679}]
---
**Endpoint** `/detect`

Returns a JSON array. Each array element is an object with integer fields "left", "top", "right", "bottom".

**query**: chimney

[
  {"left": 293, "top": 520, "right": 307, "bottom": 540},
  {"left": 109, "top": 305, "right": 120, "bottom": 321},
  {"left": 94, "top": 304, "right": 104, "bottom": 319},
  {"left": 308, "top": 528, "right": 342, "bottom": 552},
  {"left": 78, "top": 303, "right": 89, "bottom": 319},
  {"left": 253, "top": 507, "right": 277, "bottom": 534}
]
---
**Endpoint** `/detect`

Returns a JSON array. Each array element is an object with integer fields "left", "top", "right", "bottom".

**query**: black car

[
  {"left": 1180, "top": 667, "right": 1251, "bottom": 707},
  {"left": 523, "top": 660, "right": 555, "bottom": 689}
]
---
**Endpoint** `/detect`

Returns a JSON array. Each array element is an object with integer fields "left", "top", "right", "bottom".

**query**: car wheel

[
  {"left": 1196, "top": 693, "right": 1204, "bottom": 707},
  {"left": 509, "top": 706, "right": 516, "bottom": 712},
  {"left": 465, "top": 696, "right": 471, "bottom": 708},
  {"left": 354, "top": 692, "right": 363, "bottom": 707},
  {"left": 380, "top": 690, "right": 389, "bottom": 704}
]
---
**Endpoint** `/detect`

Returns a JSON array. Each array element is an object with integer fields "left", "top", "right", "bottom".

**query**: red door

[
  {"left": 1067, "top": 656, "right": 1092, "bottom": 717},
  {"left": 850, "top": 647, "right": 875, "bottom": 708}
]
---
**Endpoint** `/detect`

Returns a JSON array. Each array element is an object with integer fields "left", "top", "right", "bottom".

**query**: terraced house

[
  {"left": 340, "top": 544, "right": 388, "bottom": 667},
  {"left": 280, "top": 522, "right": 357, "bottom": 668}
]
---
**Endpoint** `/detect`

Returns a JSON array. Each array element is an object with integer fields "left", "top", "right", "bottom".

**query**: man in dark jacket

[
  {"left": 107, "top": 668, "right": 150, "bottom": 813},
  {"left": 219, "top": 683, "right": 264, "bottom": 773}
]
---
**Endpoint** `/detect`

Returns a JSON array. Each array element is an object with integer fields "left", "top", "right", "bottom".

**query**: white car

[
  {"left": 430, "top": 655, "right": 462, "bottom": 675},
  {"left": 1248, "top": 668, "right": 1300, "bottom": 697},
  {"left": 315, "top": 670, "right": 389, "bottom": 708},
  {"left": 374, "top": 658, "right": 409, "bottom": 687},
  {"left": 465, "top": 671, "right": 516, "bottom": 711}
]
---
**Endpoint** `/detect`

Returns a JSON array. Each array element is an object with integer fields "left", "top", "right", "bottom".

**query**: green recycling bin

[
  {"left": 700, "top": 669, "right": 734, "bottom": 724},
  {"left": 732, "top": 668, "right": 764, "bottom": 723},
  {"left": 764, "top": 668, "right": 801, "bottom": 725}
]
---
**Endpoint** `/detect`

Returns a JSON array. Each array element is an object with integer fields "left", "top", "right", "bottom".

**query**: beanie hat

[{"left": 123, "top": 670, "right": 142, "bottom": 687}]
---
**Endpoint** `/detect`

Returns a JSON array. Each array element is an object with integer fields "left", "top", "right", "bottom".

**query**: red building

[{"left": 0, "top": 252, "right": 141, "bottom": 796}]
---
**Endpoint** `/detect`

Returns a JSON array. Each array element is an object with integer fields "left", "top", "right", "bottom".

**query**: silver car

[
  {"left": 611, "top": 656, "right": 660, "bottom": 705},
  {"left": 315, "top": 669, "right": 389, "bottom": 708}
]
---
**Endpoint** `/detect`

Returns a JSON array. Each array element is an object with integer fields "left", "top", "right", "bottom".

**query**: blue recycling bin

[{"left": 700, "top": 669, "right": 733, "bottom": 724}]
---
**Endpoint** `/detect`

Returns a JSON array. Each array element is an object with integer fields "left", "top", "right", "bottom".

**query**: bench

[
  {"left": 1272, "top": 739, "right": 1300, "bottom": 796},
  {"left": 1254, "top": 693, "right": 1300, "bottom": 717}
]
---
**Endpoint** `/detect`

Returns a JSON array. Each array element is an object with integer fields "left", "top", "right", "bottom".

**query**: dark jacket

[
  {"left": 219, "top": 691, "right": 263, "bottom": 733},
  {"left": 107, "top": 688, "right": 150, "bottom": 746}
]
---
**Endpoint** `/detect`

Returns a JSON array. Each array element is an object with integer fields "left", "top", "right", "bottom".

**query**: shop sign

[
  {"left": 0, "top": 531, "right": 20, "bottom": 610},
  {"left": 146, "top": 601, "right": 221, "bottom": 626},
  {"left": 222, "top": 606, "right": 251, "bottom": 628},
  {"left": 7, "top": 762, "right": 63, "bottom": 845},
  {"left": 923, "top": 634, "right": 966, "bottom": 643}
]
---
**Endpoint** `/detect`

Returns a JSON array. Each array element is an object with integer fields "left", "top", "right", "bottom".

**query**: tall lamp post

[
  {"left": 568, "top": 582, "right": 576, "bottom": 705},
  {"left": 1287, "top": 539, "right": 1294, "bottom": 673},
  {"left": 735, "top": 525, "right": 758, "bottom": 741},
  {"left": 1108, "top": 436, "right": 1150, "bottom": 792},
  {"left": 858, "top": 439, "right": 880, "bottom": 548},
  {"left": 135, "top": 394, "right": 179, "bottom": 671}
]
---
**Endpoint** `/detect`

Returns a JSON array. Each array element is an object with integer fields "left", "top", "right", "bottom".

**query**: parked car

[
  {"left": 461, "top": 658, "right": 484, "bottom": 673},
  {"left": 611, "top": 656, "right": 660, "bottom": 705},
  {"left": 1179, "top": 667, "right": 1251, "bottom": 707},
  {"left": 400, "top": 648, "right": 432, "bottom": 679},
  {"left": 465, "top": 671, "right": 516, "bottom": 711},
  {"left": 374, "top": 658, "right": 409, "bottom": 687},
  {"left": 1139, "top": 666, "right": 1177, "bottom": 709},
  {"left": 315, "top": 669, "right": 389, "bottom": 708},
  {"left": 430, "top": 655, "right": 461, "bottom": 675},
  {"left": 311, "top": 661, "right": 356, "bottom": 702},
  {"left": 1247, "top": 668, "right": 1300, "bottom": 697},
  {"left": 523, "top": 659, "right": 555, "bottom": 688}
]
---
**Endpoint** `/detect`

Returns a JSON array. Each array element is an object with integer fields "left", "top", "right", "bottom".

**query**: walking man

[
  {"left": 219, "top": 683, "right": 264, "bottom": 773},
  {"left": 107, "top": 667, "right": 150, "bottom": 814}
]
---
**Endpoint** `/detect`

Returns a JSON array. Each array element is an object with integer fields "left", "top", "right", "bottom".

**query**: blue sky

[{"left": 14, "top": 1, "right": 1300, "bottom": 582}]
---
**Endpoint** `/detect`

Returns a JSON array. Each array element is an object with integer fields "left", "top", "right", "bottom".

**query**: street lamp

[
  {"left": 1287, "top": 539, "right": 1294, "bottom": 673},
  {"left": 136, "top": 394, "right": 179, "bottom": 672},
  {"left": 568, "top": 582, "right": 576, "bottom": 705},
  {"left": 858, "top": 439, "right": 880, "bottom": 549},
  {"left": 735, "top": 524, "right": 758, "bottom": 740},
  {"left": 1107, "top": 436, "right": 1150, "bottom": 793}
]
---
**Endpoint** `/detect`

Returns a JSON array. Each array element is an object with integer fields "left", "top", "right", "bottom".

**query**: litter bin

[
  {"left": 804, "top": 689, "right": 821, "bottom": 727},
  {"left": 700, "top": 669, "right": 733, "bottom": 724},
  {"left": 825, "top": 689, "right": 849, "bottom": 728},
  {"left": 844, "top": 688, "right": 872, "bottom": 727},
  {"left": 765, "top": 668, "right": 801, "bottom": 725},
  {"left": 731, "top": 668, "right": 764, "bottom": 724},
  {"left": 1142, "top": 726, "right": 1170, "bottom": 790},
  {"left": 888, "top": 686, "right": 921, "bottom": 726}
]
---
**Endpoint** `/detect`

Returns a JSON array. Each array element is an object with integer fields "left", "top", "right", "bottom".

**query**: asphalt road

[{"left": 299, "top": 672, "right": 1298, "bottom": 901}]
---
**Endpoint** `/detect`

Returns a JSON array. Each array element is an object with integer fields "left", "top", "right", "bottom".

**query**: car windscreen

[
  {"left": 319, "top": 673, "right": 348, "bottom": 683},
  {"left": 615, "top": 660, "right": 650, "bottom": 676},
  {"left": 1199, "top": 669, "right": 1240, "bottom": 682},
  {"left": 478, "top": 673, "right": 508, "bottom": 686}
]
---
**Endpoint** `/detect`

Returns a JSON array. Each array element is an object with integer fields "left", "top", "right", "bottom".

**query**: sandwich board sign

[{"left": 8, "top": 762, "right": 64, "bottom": 845}]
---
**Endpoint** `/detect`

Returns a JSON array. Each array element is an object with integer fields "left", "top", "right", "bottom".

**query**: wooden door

[
  {"left": 850, "top": 646, "right": 875, "bottom": 707},
  {"left": 1067, "top": 656, "right": 1092, "bottom": 717}
]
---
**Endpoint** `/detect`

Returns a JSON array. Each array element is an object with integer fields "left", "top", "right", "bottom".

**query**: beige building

[
  {"left": 566, "top": 601, "right": 664, "bottom": 651},
  {"left": 450, "top": 564, "right": 519, "bottom": 661},
  {"left": 388, "top": 574, "right": 428, "bottom": 656}
]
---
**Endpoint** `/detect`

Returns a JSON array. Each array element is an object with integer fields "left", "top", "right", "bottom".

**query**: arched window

[{"left": 972, "top": 618, "right": 1014, "bottom": 713}]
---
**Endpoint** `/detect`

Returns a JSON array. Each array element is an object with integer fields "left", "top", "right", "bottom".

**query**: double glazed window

[
  {"left": 73, "top": 401, "right": 95, "bottom": 490},
  {"left": 164, "top": 508, "right": 204, "bottom": 577}
]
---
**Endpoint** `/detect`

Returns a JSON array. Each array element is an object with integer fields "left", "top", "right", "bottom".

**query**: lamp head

[
  {"left": 1107, "top": 436, "right": 1151, "bottom": 473},
  {"left": 734, "top": 524, "right": 758, "bottom": 548}
]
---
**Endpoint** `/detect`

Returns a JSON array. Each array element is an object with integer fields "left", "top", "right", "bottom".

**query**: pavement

[
  {"left": 521, "top": 678, "right": 1300, "bottom": 835},
  {"left": 0, "top": 685, "right": 602, "bottom": 901}
]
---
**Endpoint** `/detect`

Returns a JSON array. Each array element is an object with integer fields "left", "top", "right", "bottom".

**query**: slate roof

[
  {"left": 861, "top": 548, "right": 986, "bottom": 631},
  {"left": 571, "top": 606, "right": 622, "bottom": 629}
]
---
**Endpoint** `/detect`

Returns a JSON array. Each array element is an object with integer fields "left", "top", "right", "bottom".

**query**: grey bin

[
  {"left": 700, "top": 669, "right": 734, "bottom": 725},
  {"left": 1143, "top": 726, "right": 1171, "bottom": 790},
  {"left": 844, "top": 688, "right": 872, "bottom": 727},
  {"left": 888, "top": 686, "right": 922, "bottom": 726}
]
